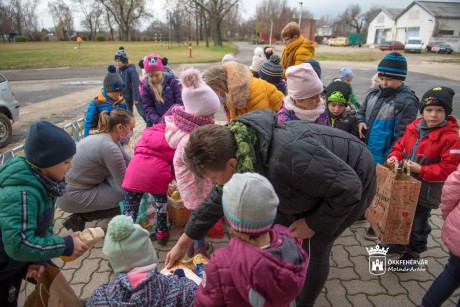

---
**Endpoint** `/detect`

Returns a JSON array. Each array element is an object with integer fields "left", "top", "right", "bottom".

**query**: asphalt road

[{"left": 1, "top": 41, "right": 459, "bottom": 153}]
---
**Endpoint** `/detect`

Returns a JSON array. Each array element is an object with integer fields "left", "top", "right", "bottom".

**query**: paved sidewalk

[{"left": 19, "top": 105, "right": 460, "bottom": 307}]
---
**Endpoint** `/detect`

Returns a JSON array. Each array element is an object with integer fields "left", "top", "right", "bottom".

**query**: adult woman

[
  {"left": 57, "top": 109, "right": 135, "bottom": 231},
  {"left": 203, "top": 61, "right": 284, "bottom": 122},
  {"left": 141, "top": 53, "right": 183, "bottom": 127},
  {"left": 280, "top": 22, "right": 315, "bottom": 79}
]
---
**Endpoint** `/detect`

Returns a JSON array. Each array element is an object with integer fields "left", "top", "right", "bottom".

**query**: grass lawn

[{"left": 0, "top": 41, "right": 238, "bottom": 70}]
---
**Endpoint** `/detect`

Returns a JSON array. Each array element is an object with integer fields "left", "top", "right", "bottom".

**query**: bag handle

[{"left": 402, "top": 161, "right": 411, "bottom": 177}]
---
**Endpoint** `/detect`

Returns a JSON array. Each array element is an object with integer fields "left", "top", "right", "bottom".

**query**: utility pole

[
  {"left": 269, "top": 20, "right": 273, "bottom": 45},
  {"left": 298, "top": 2, "right": 303, "bottom": 27}
]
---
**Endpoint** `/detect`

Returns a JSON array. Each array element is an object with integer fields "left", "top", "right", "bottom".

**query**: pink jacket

[
  {"left": 164, "top": 107, "right": 214, "bottom": 210},
  {"left": 441, "top": 164, "right": 460, "bottom": 257},
  {"left": 195, "top": 225, "right": 308, "bottom": 307},
  {"left": 122, "top": 124, "right": 175, "bottom": 194}
]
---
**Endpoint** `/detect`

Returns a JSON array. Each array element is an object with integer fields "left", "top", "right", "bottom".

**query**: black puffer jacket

[
  {"left": 185, "top": 110, "right": 376, "bottom": 239},
  {"left": 328, "top": 110, "right": 359, "bottom": 138}
]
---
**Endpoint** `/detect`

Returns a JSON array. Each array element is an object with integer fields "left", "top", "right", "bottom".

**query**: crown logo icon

[{"left": 366, "top": 245, "right": 389, "bottom": 256}]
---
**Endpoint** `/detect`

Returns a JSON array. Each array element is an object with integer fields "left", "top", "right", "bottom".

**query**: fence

[{"left": 0, "top": 118, "right": 85, "bottom": 166}]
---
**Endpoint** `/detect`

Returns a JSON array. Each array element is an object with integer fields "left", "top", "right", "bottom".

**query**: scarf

[
  {"left": 281, "top": 36, "right": 303, "bottom": 71},
  {"left": 284, "top": 96, "right": 326, "bottom": 122},
  {"left": 418, "top": 118, "right": 448, "bottom": 139},
  {"left": 227, "top": 121, "right": 258, "bottom": 173},
  {"left": 31, "top": 167, "right": 67, "bottom": 198},
  {"left": 172, "top": 106, "right": 215, "bottom": 133}
]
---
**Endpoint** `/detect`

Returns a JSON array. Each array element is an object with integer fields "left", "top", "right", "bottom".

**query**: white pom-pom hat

[{"left": 180, "top": 68, "right": 220, "bottom": 117}]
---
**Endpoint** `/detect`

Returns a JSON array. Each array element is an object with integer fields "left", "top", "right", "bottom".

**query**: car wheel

[{"left": 0, "top": 113, "right": 12, "bottom": 149}]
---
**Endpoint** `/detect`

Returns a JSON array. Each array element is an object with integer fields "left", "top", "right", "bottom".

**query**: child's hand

[
  {"left": 26, "top": 264, "right": 45, "bottom": 280},
  {"left": 358, "top": 122, "right": 367, "bottom": 139},
  {"left": 168, "top": 183, "right": 177, "bottom": 195},
  {"left": 289, "top": 219, "right": 315, "bottom": 239},
  {"left": 404, "top": 159, "right": 421, "bottom": 174},
  {"left": 70, "top": 232, "right": 89, "bottom": 259},
  {"left": 387, "top": 156, "right": 398, "bottom": 167}
]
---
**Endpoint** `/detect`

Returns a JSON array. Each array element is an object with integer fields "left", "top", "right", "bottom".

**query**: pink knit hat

[
  {"left": 286, "top": 63, "right": 324, "bottom": 99},
  {"left": 180, "top": 68, "right": 220, "bottom": 117},
  {"left": 143, "top": 54, "right": 165, "bottom": 73}
]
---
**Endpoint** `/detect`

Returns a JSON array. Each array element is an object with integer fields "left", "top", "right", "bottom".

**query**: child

[
  {"left": 278, "top": 63, "right": 329, "bottom": 125},
  {"left": 121, "top": 122, "right": 176, "bottom": 245},
  {"left": 221, "top": 53, "right": 236, "bottom": 63},
  {"left": 0, "top": 121, "right": 88, "bottom": 306},
  {"left": 194, "top": 173, "right": 308, "bottom": 306},
  {"left": 249, "top": 46, "right": 265, "bottom": 78},
  {"left": 141, "top": 53, "right": 183, "bottom": 127},
  {"left": 88, "top": 215, "right": 197, "bottom": 306},
  {"left": 339, "top": 67, "right": 360, "bottom": 109},
  {"left": 259, "top": 54, "right": 287, "bottom": 95},
  {"left": 84, "top": 65, "right": 128, "bottom": 137},
  {"left": 356, "top": 52, "right": 419, "bottom": 240},
  {"left": 384, "top": 86, "right": 460, "bottom": 269},
  {"left": 166, "top": 109, "right": 376, "bottom": 306},
  {"left": 164, "top": 68, "right": 220, "bottom": 255},
  {"left": 325, "top": 80, "right": 359, "bottom": 138},
  {"left": 421, "top": 163, "right": 460, "bottom": 306},
  {"left": 114, "top": 47, "right": 142, "bottom": 120}
]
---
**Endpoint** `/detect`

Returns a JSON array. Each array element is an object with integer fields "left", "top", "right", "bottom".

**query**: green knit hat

[{"left": 103, "top": 215, "right": 158, "bottom": 273}]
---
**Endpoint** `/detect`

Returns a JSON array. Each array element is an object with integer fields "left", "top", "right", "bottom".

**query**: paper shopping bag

[
  {"left": 24, "top": 263, "right": 81, "bottom": 307},
  {"left": 365, "top": 164, "right": 421, "bottom": 244}
]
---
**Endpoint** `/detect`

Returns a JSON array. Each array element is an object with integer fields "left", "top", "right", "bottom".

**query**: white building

[
  {"left": 366, "top": 1, "right": 460, "bottom": 50},
  {"left": 316, "top": 25, "right": 332, "bottom": 37}
]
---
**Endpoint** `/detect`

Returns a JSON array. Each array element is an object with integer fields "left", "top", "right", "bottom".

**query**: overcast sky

[{"left": 37, "top": 0, "right": 456, "bottom": 30}]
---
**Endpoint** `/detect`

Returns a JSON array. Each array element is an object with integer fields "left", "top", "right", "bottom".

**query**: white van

[{"left": 405, "top": 37, "right": 423, "bottom": 54}]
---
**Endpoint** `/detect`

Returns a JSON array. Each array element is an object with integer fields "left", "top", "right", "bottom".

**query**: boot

[{"left": 62, "top": 214, "right": 86, "bottom": 232}]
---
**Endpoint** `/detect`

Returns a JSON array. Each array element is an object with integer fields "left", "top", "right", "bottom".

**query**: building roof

[
  {"left": 382, "top": 8, "right": 404, "bottom": 19},
  {"left": 404, "top": 1, "right": 460, "bottom": 19}
]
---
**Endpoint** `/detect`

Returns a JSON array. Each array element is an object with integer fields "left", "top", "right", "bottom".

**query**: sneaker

[
  {"left": 389, "top": 251, "right": 421, "bottom": 272},
  {"left": 62, "top": 214, "right": 86, "bottom": 232},
  {"left": 378, "top": 243, "right": 406, "bottom": 255},
  {"left": 364, "top": 227, "right": 378, "bottom": 240},
  {"left": 156, "top": 232, "right": 170, "bottom": 246}
]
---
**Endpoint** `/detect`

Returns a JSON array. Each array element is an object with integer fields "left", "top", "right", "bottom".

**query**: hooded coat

[
  {"left": 441, "top": 165, "right": 460, "bottom": 257},
  {"left": 184, "top": 109, "right": 376, "bottom": 240},
  {"left": 195, "top": 225, "right": 308, "bottom": 307},
  {"left": 280, "top": 35, "right": 315, "bottom": 79}
]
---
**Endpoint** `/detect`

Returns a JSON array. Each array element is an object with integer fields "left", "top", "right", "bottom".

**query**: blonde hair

[
  {"left": 148, "top": 72, "right": 165, "bottom": 103},
  {"left": 91, "top": 109, "right": 134, "bottom": 135},
  {"left": 281, "top": 22, "right": 300, "bottom": 39},
  {"left": 203, "top": 65, "right": 228, "bottom": 93}
]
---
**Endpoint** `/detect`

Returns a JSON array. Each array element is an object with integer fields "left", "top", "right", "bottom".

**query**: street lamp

[{"left": 298, "top": 2, "right": 303, "bottom": 27}]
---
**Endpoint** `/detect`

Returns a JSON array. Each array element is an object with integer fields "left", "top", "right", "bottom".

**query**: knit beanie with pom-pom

[
  {"left": 143, "top": 54, "right": 166, "bottom": 73},
  {"left": 103, "top": 215, "right": 158, "bottom": 274},
  {"left": 259, "top": 54, "right": 284, "bottom": 84},
  {"left": 180, "top": 68, "right": 220, "bottom": 117},
  {"left": 114, "top": 46, "right": 129, "bottom": 64},
  {"left": 103, "top": 65, "right": 123, "bottom": 93}
]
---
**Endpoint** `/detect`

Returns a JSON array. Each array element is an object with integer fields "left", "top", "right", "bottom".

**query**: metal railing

[{"left": 0, "top": 118, "right": 85, "bottom": 166}]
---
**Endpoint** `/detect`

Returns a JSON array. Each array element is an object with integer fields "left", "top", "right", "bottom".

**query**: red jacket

[{"left": 388, "top": 116, "right": 460, "bottom": 208}]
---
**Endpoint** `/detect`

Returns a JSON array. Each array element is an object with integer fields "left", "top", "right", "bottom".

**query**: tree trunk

[{"left": 195, "top": 2, "right": 199, "bottom": 45}]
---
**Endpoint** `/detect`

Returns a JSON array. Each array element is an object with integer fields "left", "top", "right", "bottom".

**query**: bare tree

[
  {"left": 0, "top": 1, "right": 15, "bottom": 42},
  {"left": 76, "top": 0, "right": 104, "bottom": 40},
  {"left": 104, "top": 7, "right": 115, "bottom": 41},
  {"left": 49, "top": 0, "right": 74, "bottom": 40},
  {"left": 98, "top": 0, "right": 151, "bottom": 41}
]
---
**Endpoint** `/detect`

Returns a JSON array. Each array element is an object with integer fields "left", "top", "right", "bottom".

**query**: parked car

[
  {"left": 426, "top": 41, "right": 442, "bottom": 52},
  {"left": 379, "top": 41, "right": 405, "bottom": 51},
  {"left": 329, "top": 37, "right": 349, "bottom": 46},
  {"left": 0, "top": 73, "right": 19, "bottom": 148},
  {"left": 405, "top": 37, "right": 423, "bottom": 54},
  {"left": 430, "top": 42, "right": 453, "bottom": 54}
]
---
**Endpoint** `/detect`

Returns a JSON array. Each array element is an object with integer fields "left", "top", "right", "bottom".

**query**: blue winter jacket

[
  {"left": 356, "top": 84, "right": 419, "bottom": 164},
  {"left": 118, "top": 63, "right": 140, "bottom": 102}
]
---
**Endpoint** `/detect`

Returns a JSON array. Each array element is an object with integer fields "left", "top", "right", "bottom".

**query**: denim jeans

[
  {"left": 409, "top": 204, "right": 432, "bottom": 254},
  {"left": 422, "top": 252, "right": 460, "bottom": 307}
]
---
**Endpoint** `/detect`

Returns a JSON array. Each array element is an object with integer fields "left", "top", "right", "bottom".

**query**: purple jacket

[
  {"left": 195, "top": 225, "right": 308, "bottom": 307},
  {"left": 141, "top": 73, "right": 183, "bottom": 125},
  {"left": 122, "top": 124, "right": 175, "bottom": 194},
  {"left": 277, "top": 106, "right": 330, "bottom": 126}
]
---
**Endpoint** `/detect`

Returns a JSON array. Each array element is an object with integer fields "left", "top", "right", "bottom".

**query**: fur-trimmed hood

[{"left": 223, "top": 61, "right": 252, "bottom": 110}]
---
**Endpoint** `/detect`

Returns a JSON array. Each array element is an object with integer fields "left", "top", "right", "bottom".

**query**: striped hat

[
  {"left": 222, "top": 173, "right": 279, "bottom": 236},
  {"left": 377, "top": 52, "right": 407, "bottom": 81},
  {"left": 259, "top": 54, "right": 284, "bottom": 84}
]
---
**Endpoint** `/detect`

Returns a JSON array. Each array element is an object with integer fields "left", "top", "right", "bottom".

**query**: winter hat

[
  {"left": 303, "top": 59, "right": 321, "bottom": 79},
  {"left": 377, "top": 52, "right": 408, "bottom": 81},
  {"left": 143, "top": 54, "right": 165, "bottom": 73},
  {"left": 103, "top": 215, "right": 158, "bottom": 274},
  {"left": 286, "top": 63, "right": 324, "bottom": 100},
  {"left": 180, "top": 68, "right": 220, "bottom": 117},
  {"left": 326, "top": 81, "right": 352, "bottom": 105},
  {"left": 114, "top": 47, "right": 128, "bottom": 64},
  {"left": 259, "top": 54, "right": 283, "bottom": 84},
  {"left": 263, "top": 47, "right": 274, "bottom": 59},
  {"left": 222, "top": 53, "right": 236, "bottom": 63},
  {"left": 339, "top": 67, "right": 353, "bottom": 81},
  {"left": 249, "top": 47, "right": 265, "bottom": 72},
  {"left": 420, "top": 86, "right": 455, "bottom": 116},
  {"left": 25, "top": 121, "right": 76, "bottom": 168},
  {"left": 103, "top": 65, "right": 123, "bottom": 93},
  {"left": 222, "top": 173, "right": 279, "bottom": 236}
]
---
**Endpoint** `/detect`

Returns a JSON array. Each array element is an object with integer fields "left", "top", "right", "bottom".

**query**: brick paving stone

[
  {"left": 350, "top": 254, "right": 380, "bottom": 281},
  {"left": 369, "top": 294, "right": 413, "bottom": 307},
  {"left": 80, "top": 267, "right": 112, "bottom": 300},
  {"left": 334, "top": 234, "right": 361, "bottom": 246},
  {"left": 401, "top": 280, "right": 431, "bottom": 305},
  {"left": 328, "top": 267, "right": 360, "bottom": 280},
  {"left": 331, "top": 245, "right": 354, "bottom": 268},
  {"left": 342, "top": 279, "right": 386, "bottom": 295},
  {"left": 379, "top": 273, "right": 409, "bottom": 295},
  {"left": 72, "top": 258, "right": 101, "bottom": 284},
  {"left": 325, "top": 279, "right": 352, "bottom": 306},
  {"left": 314, "top": 291, "right": 331, "bottom": 307},
  {"left": 347, "top": 293, "right": 374, "bottom": 306}
]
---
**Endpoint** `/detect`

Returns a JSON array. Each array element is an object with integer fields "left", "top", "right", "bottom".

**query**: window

[{"left": 439, "top": 30, "right": 454, "bottom": 35}]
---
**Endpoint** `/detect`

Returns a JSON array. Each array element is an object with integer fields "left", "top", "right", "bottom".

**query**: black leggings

[{"left": 0, "top": 266, "right": 28, "bottom": 307}]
